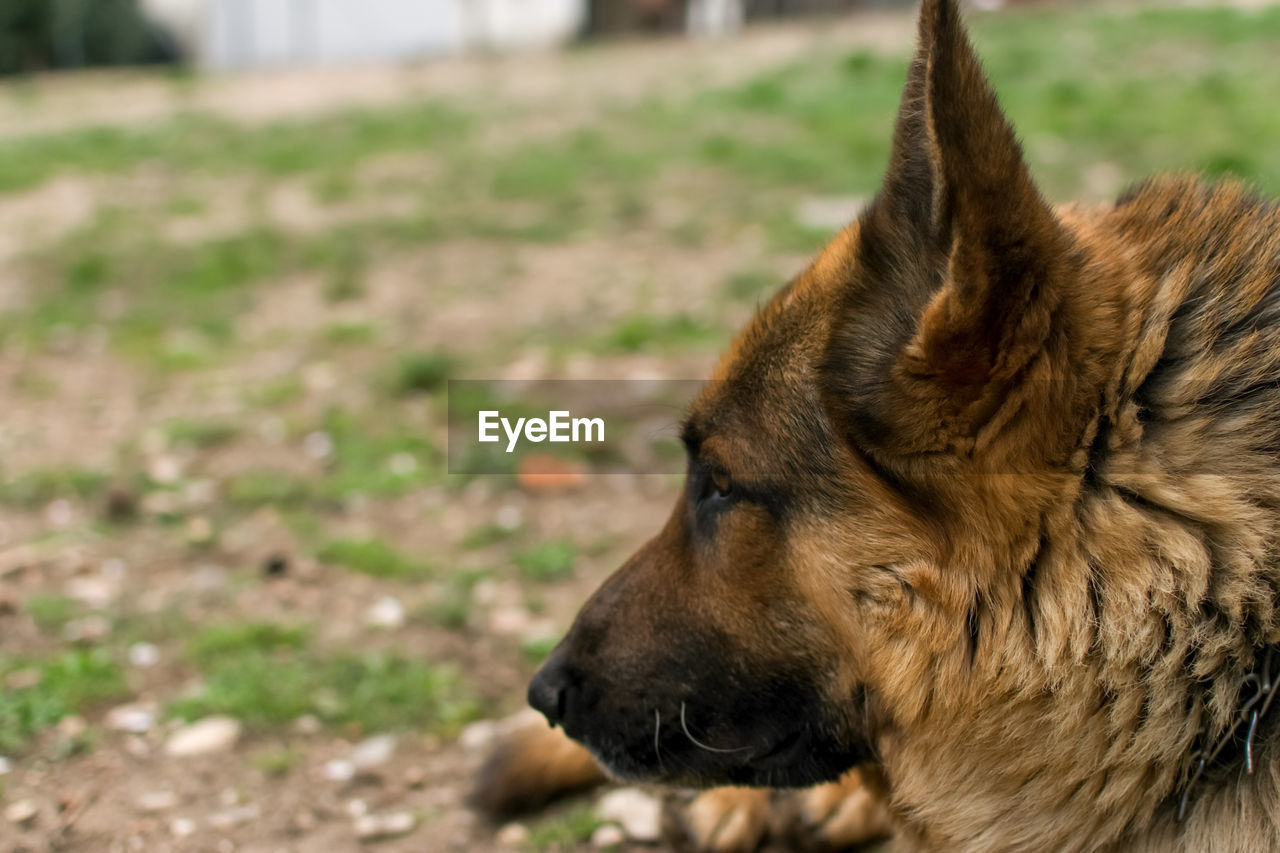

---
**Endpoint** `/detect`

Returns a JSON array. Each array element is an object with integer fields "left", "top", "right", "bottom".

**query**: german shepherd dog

[{"left": 478, "top": 0, "right": 1280, "bottom": 849}]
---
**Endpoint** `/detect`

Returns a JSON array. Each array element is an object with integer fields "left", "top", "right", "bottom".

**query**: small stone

[
  {"left": 351, "top": 734, "right": 396, "bottom": 769},
  {"left": 353, "top": 811, "right": 416, "bottom": 841},
  {"left": 57, "top": 715, "right": 87, "bottom": 737},
  {"left": 259, "top": 417, "right": 286, "bottom": 444},
  {"left": 137, "top": 791, "right": 179, "bottom": 812},
  {"left": 128, "top": 643, "right": 160, "bottom": 668},
  {"left": 323, "top": 759, "right": 356, "bottom": 782},
  {"left": 793, "top": 195, "right": 867, "bottom": 230},
  {"left": 63, "top": 614, "right": 111, "bottom": 643},
  {"left": 65, "top": 576, "right": 118, "bottom": 609},
  {"left": 183, "top": 479, "right": 216, "bottom": 508},
  {"left": 364, "top": 596, "right": 405, "bottom": 630},
  {"left": 0, "top": 756, "right": 11, "bottom": 775},
  {"left": 170, "top": 817, "right": 197, "bottom": 837},
  {"left": 294, "top": 714, "right": 322, "bottom": 735},
  {"left": 495, "top": 823, "right": 529, "bottom": 846},
  {"left": 208, "top": 803, "right": 260, "bottom": 828},
  {"left": 591, "top": 824, "right": 626, "bottom": 848},
  {"left": 45, "top": 499, "right": 73, "bottom": 527},
  {"left": 185, "top": 516, "right": 214, "bottom": 545},
  {"left": 6, "top": 799, "right": 37, "bottom": 826},
  {"left": 165, "top": 717, "right": 241, "bottom": 757},
  {"left": 597, "top": 788, "right": 661, "bottom": 842},
  {"left": 345, "top": 799, "right": 369, "bottom": 818},
  {"left": 403, "top": 766, "right": 426, "bottom": 789},
  {"left": 303, "top": 431, "right": 334, "bottom": 460},
  {"left": 141, "top": 491, "right": 180, "bottom": 517},
  {"left": 458, "top": 720, "right": 497, "bottom": 753},
  {"left": 188, "top": 564, "right": 227, "bottom": 594},
  {"left": 148, "top": 456, "right": 183, "bottom": 485},
  {"left": 387, "top": 452, "right": 417, "bottom": 476},
  {"left": 495, "top": 504, "right": 522, "bottom": 531},
  {"left": 488, "top": 606, "right": 532, "bottom": 637}
]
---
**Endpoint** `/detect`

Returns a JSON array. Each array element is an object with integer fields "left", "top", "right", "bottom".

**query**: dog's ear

[{"left": 822, "top": 0, "right": 1070, "bottom": 459}]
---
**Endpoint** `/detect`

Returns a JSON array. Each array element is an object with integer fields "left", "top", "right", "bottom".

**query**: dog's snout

[{"left": 528, "top": 654, "right": 572, "bottom": 727}]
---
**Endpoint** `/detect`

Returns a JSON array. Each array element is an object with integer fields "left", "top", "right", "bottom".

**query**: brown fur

[{"left": 495, "top": 1, "right": 1280, "bottom": 849}]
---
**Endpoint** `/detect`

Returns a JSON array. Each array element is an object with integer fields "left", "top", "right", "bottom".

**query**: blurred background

[{"left": 1, "top": 0, "right": 1278, "bottom": 850}]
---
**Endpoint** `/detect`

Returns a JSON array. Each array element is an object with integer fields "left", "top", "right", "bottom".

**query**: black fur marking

[{"left": 966, "top": 595, "right": 982, "bottom": 668}]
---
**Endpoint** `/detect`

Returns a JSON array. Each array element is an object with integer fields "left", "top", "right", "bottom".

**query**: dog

[{"left": 477, "top": 0, "right": 1280, "bottom": 849}]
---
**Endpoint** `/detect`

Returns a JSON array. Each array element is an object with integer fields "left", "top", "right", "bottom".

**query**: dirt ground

[{"left": 0, "top": 10, "right": 929, "bottom": 853}]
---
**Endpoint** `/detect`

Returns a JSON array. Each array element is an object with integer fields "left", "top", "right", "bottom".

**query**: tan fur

[{"left": 493, "top": 2, "right": 1280, "bottom": 850}]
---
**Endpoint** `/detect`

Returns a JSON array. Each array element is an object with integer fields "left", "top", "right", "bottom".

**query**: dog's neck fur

[{"left": 863, "top": 177, "right": 1280, "bottom": 851}]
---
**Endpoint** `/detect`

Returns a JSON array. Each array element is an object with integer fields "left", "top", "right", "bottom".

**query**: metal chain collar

[{"left": 1177, "top": 646, "right": 1280, "bottom": 821}]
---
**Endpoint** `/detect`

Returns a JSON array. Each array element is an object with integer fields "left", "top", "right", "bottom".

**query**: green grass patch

[
  {"left": 165, "top": 418, "right": 240, "bottom": 449},
  {"left": 316, "top": 537, "right": 432, "bottom": 580},
  {"left": 724, "top": 268, "right": 781, "bottom": 302},
  {"left": 317, "top": 406, "right": 439, "bottom": 497},
  {"left": 252, "top": 744, "right": 303, "bottom": 777},
  {"left": 171, "top": 647, "right": 478, "bottom": 735},
  {"left": 0, "top": 103, "right": 472, "bottom": 195},
  {"left": 514, "top": 540, "right": 577, "bottom": 582},
  {"left": 323, "top": 321, "right": 377, "bottom": 346},
  {"left": 0, "top": 651, "right": 127, "bottom": 752},
  {"left": 602, "top": 313, "right": 719, "bottom": 353},
  {"left": 24, "top": 594, "right": 79, "bottom": 635},
  {"left": 226, "top": 472, "right": 316, "bottom": 510},
  {"left": 425, "top": 569, "right": 490, "bottom": 631},
  {"left": 391, "top": 350, "right": 455, "bottom": 395},
  {"left": 526, "top": 804, "right": 606, "bottom": 851},
  {"left": 186, "top": 621, "right": 310, "bottom": 668},
  {"left": 0, "top": 467, "right": 110, "bottom": 509},
  {"left": 459, "top": 522, "right": 522, "bottom": 550}
]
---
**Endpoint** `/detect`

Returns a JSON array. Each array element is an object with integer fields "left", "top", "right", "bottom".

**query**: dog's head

[{"left": 530, "top": 0, "right": 1111, "bottom": 788}]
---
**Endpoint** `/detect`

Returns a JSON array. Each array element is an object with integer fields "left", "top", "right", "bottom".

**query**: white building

[{"left": 142, "top": 0, "right": 590, "bottom": 70}]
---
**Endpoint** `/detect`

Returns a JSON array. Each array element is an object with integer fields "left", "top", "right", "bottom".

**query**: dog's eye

[{"left": 709, "top": 469, "right": 733, "bottom": 501}]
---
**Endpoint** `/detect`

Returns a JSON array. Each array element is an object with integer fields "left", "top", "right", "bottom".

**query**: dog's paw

[
  {"left": 663, "top": 787, "right": 771, "bottom": 853},
  {"left": 470, "top": 712, "right": 607, "bottom": 818},
  {"left": 780, "top": 767, "right": 893, "bottom": 851}
]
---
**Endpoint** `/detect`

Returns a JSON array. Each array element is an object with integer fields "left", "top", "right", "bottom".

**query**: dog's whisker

[
  {"left": 654, "top": 708, "right": 664, "bottom": 772},
  {"left": 680, "top": 701, "right": 752, "bottom": 754}
]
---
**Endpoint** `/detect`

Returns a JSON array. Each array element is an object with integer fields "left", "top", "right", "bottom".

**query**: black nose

[{"left": 528, "top": 654, "right": 572, "bottom": 727}]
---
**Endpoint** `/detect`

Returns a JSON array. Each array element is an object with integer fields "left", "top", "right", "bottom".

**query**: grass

[
  {"left": 0, "top": 103, "right": 472, "bottom": 195},
  {"left": 460, "top": 522, "right": 523, "bottom": 550},
  {"left": 526, "top": 804, "right": 606, "bottom": 851},
  {"left": 425, "top": 569, "right": 490, "bottom": 631},
  {"left": 226, "top": 472, "right": 316, "bottom": 510},
  {"left": 392, "top": 350, "right": 455, "bottom": 395},
  {"left": 0, "top": 651, "right": 127, "bottom": 752},
  {"left": 0, "top": 467, "right": 110, "bottom": 509},
  {"left": 252, "top": 744, "right": 303, "bottom": 777},
  {"left": 514, "top": 540, "right": 577, "bottom": 583},
  {"left": 171, "top": 623, "right": 479, "bottom": 734},
  {"left": 316, "top": 538, "right": 433, "bottom": 580},
  {"left": 165, "top": 418, "right": 240, "bottom": 449},
  {"left": 603, "top": 313, "right": 720, "bottom": 354},
  {"left": 24, "top": 594, "right": 79, "bottom": 635}
]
